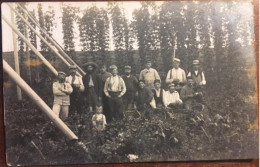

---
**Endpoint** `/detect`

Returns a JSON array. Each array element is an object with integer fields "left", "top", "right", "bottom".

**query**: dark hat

[
  {"left": 69, "top": 64, "right": 77, "bottom": 69},
  {"left": 154, "top": 79, "right": 161, "bottom": 84},
  {"left": 83, "top": 62, "right": 97, "bottom": 68},
  {"left": 58, "top": 71, "right": 66, "bottom": 76},
  {"left": 124, "top": 65, "right": 131, "bottom": 69}
]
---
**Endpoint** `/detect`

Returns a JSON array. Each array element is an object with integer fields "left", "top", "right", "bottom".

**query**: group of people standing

[{"left": 52, "top": 57, "right": 206, "bottom": 131}]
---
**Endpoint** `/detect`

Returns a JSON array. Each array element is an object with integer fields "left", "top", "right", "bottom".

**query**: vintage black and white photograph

[{"left": 1, "top": 1, "right": 258, "bottom": 166}]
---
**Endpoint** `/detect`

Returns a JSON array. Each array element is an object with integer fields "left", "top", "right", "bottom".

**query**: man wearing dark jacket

[
  {"left": 135, "top": 80, "right": 154, "bottom": 111},
  {"left": 122, "top": 65, "right": 138, "bottom": 110},
  {"left": 82, "top": 62, "right": 102, "bottom": 112}
]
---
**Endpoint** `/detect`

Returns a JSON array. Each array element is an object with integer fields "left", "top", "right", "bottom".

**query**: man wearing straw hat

[
  {"left": 83, "top": 62, "right": 102, "bottom": 113},
  {"left": 66, "top": 65, "right": 85, "bottom": 115}
]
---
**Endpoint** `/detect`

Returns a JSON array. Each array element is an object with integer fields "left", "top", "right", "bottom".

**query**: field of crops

[{"left": 3, "top": 83, "right": 258, "bottom": 166}]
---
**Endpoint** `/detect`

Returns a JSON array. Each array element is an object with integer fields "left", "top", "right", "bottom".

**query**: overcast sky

[{"left": 2, "top": 2, "right": 157, "bottom": 52}]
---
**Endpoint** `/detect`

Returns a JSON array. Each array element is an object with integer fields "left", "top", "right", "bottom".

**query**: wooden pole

[
  {"left": 3, "top": 60, "right": 78, "bottom": 140},
  {"left": 15, "top": 3, "right": 86, "bottom": 76},
  {"left": 24, "top": 17, "right": 32, "bottom": 84},
  {"left": 10, "top": 3, "right": 22, "bottom": 100},
  {"left": 7, "top": 4, "right": 73, "bottom": 73},
  {"left": 2, "top": 14, "right": 58, "bottom": 76}
]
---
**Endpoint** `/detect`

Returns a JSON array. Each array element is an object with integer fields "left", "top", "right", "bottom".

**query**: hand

[
  {"left": 118, "top": 94, "right": 122, "bottom": 98},
  {"left": 107, "top": 95, "right": 111, "bottom": 98},
  {"left": 98, "top": 96, "right": 102, "bottom": 101}
]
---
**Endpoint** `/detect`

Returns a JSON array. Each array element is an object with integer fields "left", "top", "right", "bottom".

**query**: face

[
  {"left": 125, "top": 69, "right": 131, "bottom": 75},
  {"left": 100, "top": 66, "right": 106, "bottom": 73},
  {"left": 154, "top": 82, "right": 161, "bottom": 89},
  {"left": 193, "top": 64, "right": 199, "bottom": 70},
  {"left": 69, "top": 68, "right": 76, "bottom": 75},
  {"left": 169, "top": 86, "right": 175, "bottom": 92},
  {"left": 145, "top": 63, "right": 152, "bottom": 69},
  {"left": 173, "top": 61, "right": 180, "bottom": 69},
  {"left": 58, "top": 74, "right": 66, "bottom": 82},
  {"left": 87, "top": 65, "right": 94, "bottom": 72},
  {"left": 187, "top": 79, "right": 194, "bottom": 86},
  {"left": 139, "top": 82, "right": 145, "bottom": 89},
  {"left": 111, "top": 69, "right": 118, "bottom": 76},
  {"left": 96, "top": 106, "right": 103, "bottom": 114}
]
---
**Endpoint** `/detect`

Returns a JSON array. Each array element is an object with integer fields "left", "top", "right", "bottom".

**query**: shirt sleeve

[
  {"left": 64, "top": 83, "right": 73, "bottom": 94},
  {"left": 162, "top": 91, "right": 168, "bottom": 107},
  {"left": 182, "top": 70, "right": 187, "bottom": 83},
  {"left": 139, "top": 70, "right": 144, "bottom": 80},
  {"left": 53, "top": 82, "right": 66, "bottom": 96},
  {"left": 104, "top": 78, "right": 110, "bottom": 97},
  {"left": 176, "top": 92, "right": 183, "bottom": 103},
  {"left": 103, "top": 114, "right": 107, "bottom": 125},
  {"left": 201, "top": 72, "right": 206, "bottom": 85},
  {"left": 154, "top": 69, "right": 161, "bottom": 81},
  {"left": 165, "top": 70, "right": 173, "bottom": 84},
  {"left": 120, "top": 78, "right": 126, "bottom": 96}
]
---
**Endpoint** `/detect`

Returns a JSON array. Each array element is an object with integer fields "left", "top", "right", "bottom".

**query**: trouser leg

[
  {"left": 108, "top": 98, "right": 115, "bottom": 121},
  {"left": 52, "top": 104, "right": 61, "bottom": 116},
  {"left": 60, "top": 105, "right": 69, "bottom": 121},
  {"left": 115, "top": 97, "right": 124, "bottom": 120},
  {"left": 102, "top": 93, "right": 111, "bottom": 122}
]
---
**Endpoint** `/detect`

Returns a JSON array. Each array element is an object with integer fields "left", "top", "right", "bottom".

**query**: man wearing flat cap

[
  {"left": 122, "top": 65, "right": 138, "bottom": 110},
  {"left": 139, "top": 60, "right": 161, "bottom": 89},
  {"left": 82, "top": 62, "right": 102, "bottom": 113},
  {"left": 104, "top": 65, "right": 126, "bottom": 121},
  {"left": 66, "top": 65, "right": 85, "bottom": 115},
  {"left": 166, "top": 57, "right": 186, "bottom": 86},
  {"left": 187, "top": 60, "right": 206, "bottom": 104},
  {"left": 52, "top": 71, "right": 73, "bottom": 120},
  {"left": 187, "top": 60, "right": 206, "bottom": 86}
]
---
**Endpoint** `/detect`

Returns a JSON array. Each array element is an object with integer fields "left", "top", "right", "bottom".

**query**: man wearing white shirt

[
  {"left": 187, "top": 60, "right": 206, "bottom": 86},
  {"left": 163, "top": 83, "right": 183, "bottom": 109},
  {"left": 104, "top": 65, "right": 126, "bottom": 121},
  {"left": 165, "top": 58, "right": 186, "bottom": 85},
  {"left": 66, "top": 65, "right": 85, "bottom": 115}
]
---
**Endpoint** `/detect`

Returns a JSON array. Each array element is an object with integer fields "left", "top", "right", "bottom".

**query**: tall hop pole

[{"left": 11, "top": 3, "right": 22, "bottom": 100}]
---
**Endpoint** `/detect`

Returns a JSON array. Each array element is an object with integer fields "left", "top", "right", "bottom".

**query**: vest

[
  {"left": 152, "top": 89, "right": 163, "bottom": 105},
  {"left": 191, "top": 70, "right": 203, "bottom": 85}
]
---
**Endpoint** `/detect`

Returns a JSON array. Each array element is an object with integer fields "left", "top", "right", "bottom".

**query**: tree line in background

[{"left": 14, "top": 2, "right": 255, "bottom": 91}]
